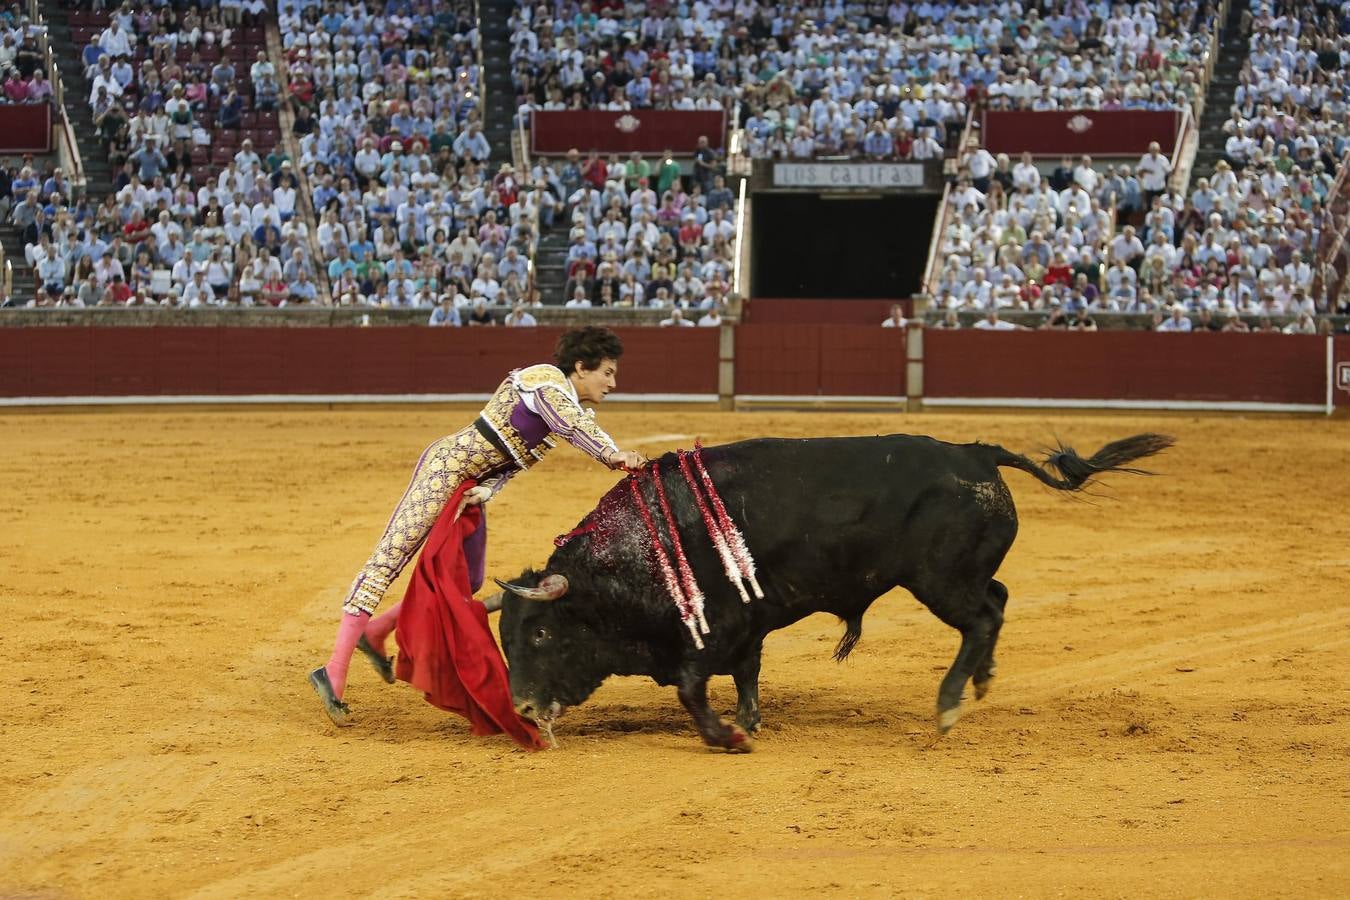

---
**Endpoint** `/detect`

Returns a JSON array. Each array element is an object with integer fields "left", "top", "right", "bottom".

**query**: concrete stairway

[
  {"left": 43, "top": 9, "right": 116, "bottom": 200},
  {"left": 478, "top": 0, "right": 516, "bottom": 166},
  {"left": 1192, "top": 2, "right": 1249, "bottom": 181}
]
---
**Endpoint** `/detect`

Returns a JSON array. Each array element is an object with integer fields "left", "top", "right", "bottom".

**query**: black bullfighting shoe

[
  {"left": 356, "top": 635, "right": 396, "bottom": 685},
  {"left": 308, "top": 666, "right": 353, "bottom": 727}
]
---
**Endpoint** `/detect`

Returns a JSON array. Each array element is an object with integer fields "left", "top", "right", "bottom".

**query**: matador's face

[{"left": 571, "top": 358, "right": 619, "bottom": 405}]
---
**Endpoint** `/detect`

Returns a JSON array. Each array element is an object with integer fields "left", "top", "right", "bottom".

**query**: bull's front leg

[
  {"left": 677, "top": 668, "right": 753, "bottom": 753},
  {"left": 731, "top": 644, "right": 762, "bottom": 734}
]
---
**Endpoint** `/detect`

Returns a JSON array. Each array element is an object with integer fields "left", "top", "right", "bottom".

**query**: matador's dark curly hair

[{"left": 554, "top": 326, "right": 624, "bottom": 374}]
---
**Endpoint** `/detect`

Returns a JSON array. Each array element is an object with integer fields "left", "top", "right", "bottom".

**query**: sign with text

[{"left": 772, "top": 162, "right": 926, "bottom": 189}]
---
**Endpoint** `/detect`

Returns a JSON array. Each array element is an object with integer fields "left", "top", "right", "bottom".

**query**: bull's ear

[{"left": 494, "top": 574, "right": 569, "bottom": 602}]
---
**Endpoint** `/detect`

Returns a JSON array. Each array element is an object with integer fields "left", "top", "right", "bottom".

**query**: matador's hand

[
  {"left": 454, "top": 485, "right": 494, "bottom": 520},
  {"left": 609, "top": 449, "right": 648, "bottom": 471}
]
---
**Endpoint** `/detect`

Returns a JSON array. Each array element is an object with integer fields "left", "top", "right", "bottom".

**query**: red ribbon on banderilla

[{"left": 626, "top": 442, "right": 763, "bottom": 649}]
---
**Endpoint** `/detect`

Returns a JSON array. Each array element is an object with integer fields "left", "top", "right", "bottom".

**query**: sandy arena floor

[{"left": 1, "top": 405, "right": 1348, "bottom": 898}]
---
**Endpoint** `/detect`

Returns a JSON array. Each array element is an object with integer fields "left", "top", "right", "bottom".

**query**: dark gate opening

[{"left": 751, "top": 194, "right": 939, "bottom": 299}]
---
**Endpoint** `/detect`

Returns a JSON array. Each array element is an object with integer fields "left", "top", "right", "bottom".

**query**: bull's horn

[
  {"left": 480, "top": 591, "right": 505, "bottom": 613},
  {"left": 493, "top": 574, "right": 569, "bottom": 602}
]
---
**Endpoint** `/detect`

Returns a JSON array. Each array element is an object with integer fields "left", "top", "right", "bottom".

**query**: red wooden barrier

[
  {"left": 925, "top": 331, "right": 1325, "bottom": 406},
  {"left": 736, "top": 325, "right": 907, "bottom": 397},
  {"left": 531, "top": 110, "right": 726, "bottom": 155},
  {"left": 0, "top": 327, "right": 720, "bottom": 398},
  {"left": 981, "top": 110, "right": 1178, "bottom": 157},
  {"left": 0, "top": 104, "right": 52, "bottom": 152}
]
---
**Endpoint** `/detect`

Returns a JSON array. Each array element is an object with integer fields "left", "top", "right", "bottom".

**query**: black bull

[{"left": 496, "top": 432, "right": 1173, "bottom": 751}]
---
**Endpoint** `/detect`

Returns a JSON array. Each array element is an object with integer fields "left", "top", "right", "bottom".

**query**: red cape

[{"left": 395, "top": 480, "right": 545, "bottom": 750}]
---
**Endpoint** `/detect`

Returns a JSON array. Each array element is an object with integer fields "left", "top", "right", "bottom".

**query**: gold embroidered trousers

[{"left": 342, "top": 426, "right": 510, "bottom": 615}]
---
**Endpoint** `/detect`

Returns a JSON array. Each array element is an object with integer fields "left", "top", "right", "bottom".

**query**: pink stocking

[
  {"left": 364, "top": 602, "right": 402, "bottom": 656},
  {"left": 324, "top": 611, "right": 370, "bottom": 699}
]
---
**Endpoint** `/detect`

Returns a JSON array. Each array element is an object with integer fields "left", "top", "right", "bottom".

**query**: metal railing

[
  {"left": 1169, "top": 103, "right": 1193, "bottom": 193},
  {"left": 920, "top": 180, "right": 953, "bottom": 296},
  {"left": 948, "top": 107, "right": 976, "bottom": 177},
  {"left": 1194, "top": 0, "right": 1228, "bottom": 122},
  {"left": 28, "top": 0, "right": 87, "bottom": 194},
  {"left": 731, "top": 175, "right": 747, "bottom": 298},
  {"left": 0, "top": 240, "right": 11, "bottom": 302}
]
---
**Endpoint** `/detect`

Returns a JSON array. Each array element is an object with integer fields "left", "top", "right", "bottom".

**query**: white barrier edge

[
  {"left": 736, "top": 394, "right": 904, "bottom": 404},
  {"left": 0, "top": 392, "right": 720, "bottom": 408},
  {"left": 1327, "top": 335, "right": 1335, "bottom": 417},
  {"left": 925, "top": 397, "right": 1325, "bottom": 413}
]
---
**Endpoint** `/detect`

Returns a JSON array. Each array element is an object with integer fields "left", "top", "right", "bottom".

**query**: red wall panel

[
  {"left": 218, "top": 327, "right": 285, "bottom": 395},
  {"left": 981, "top": 110, "right": 1178, "bottom": 157},
  {"left": 0, "top": 327, "right": 720, "bottom": 398},
  {"left": 1, "top": 328, "right": 95, "bottom": 395},
  {"left": 154, "top": 328, "right": 222, "bottom": 395},
  {"left": 278, "top": 329, "right": 355, "bottom": 394},
  {"left": 925, "top": 331, "right": 1325, "bottom": 405},
  {"left": 607, "top": 328, "right": 719, "bottom": 395},
  {"left": 531, "top": 111, "right": 726, "bottom": 155},
  {"left": 819, "top": 327, "right": 906, "bottom": 396},
  {"left": 0, "top": 104, "right": 52, "bottom": 153},
  {"left": 735, "top": 325, "right": 820, "bottom": 396},
  {"left": 736, "top": 325, "right": 906, "bottom": 397}
]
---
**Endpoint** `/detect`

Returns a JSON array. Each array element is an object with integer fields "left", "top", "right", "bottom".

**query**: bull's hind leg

[
  {"left": 925, "top": 588, "right": 1001, "bottom": 734},
  {"left": 677, "top": 669, "right": 753, "bottom": 753},
  {"left": 731, "top": 643, "right": 763, "bottom": 734},
  {"left": 972, "top": 580, "right": 1008, "bottom": 701}
]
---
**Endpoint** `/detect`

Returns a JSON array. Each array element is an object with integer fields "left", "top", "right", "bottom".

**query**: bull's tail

[
  {"left": 990, "top": 433, "right": 1175, "bottom": 491},
  {"left": 833, "top": 614, "right": 862, "bottom": 662}
]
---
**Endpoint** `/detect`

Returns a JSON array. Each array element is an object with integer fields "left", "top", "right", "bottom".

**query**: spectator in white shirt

[
  {"left": 1110, "top": 226, "right": 1145, "bottom": 269},
  {"left": 564, "top": 286, "right": 592, "bottom": 308},
  {"left": 98, "top": 21, "right": 133, "bottom": 58},
  {"left": 1137, "top": 142, "right": 1171, "bottom": 204},
  {"left": 428, "top": 296, "right": 461, "bottom": 326},
  {"left": 1156, "top": 306, "right": 1193, "bottom": 332},
  {"left": 504, "top": 303, "right": 538, "bottom": 327},
  {"left": 881, "top": 303, "right": 907, "bottom": 327},
  {"left": 697, "top": 305, "right": 723, "bottom": 327},
  {"left": 911, "top": 131, "right": 944, "bottom": 160},
  {"left": 180, "top": 271, "right": 216, "bottom": 307},
  {"left": 1012, "top": 152, "right": 1040, "bottom": 190},
  {"left": 660, "top": 307, "right": 695, "bottom": 327},
  {"left": 974, "top": 309, "right": 1019, "bottom": 330}
]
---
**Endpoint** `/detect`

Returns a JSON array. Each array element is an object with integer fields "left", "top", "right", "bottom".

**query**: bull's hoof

[
  {"left": 973, "top": 676, "right": 994, "bottom": 701},
  {"left": 724, "top": 724, "right": 754, "bottom": 753},
  {"left": 357, "top": 635, "right": 396, "bottom": 685},
  {"left": 735, "top": 713, "right": 761, "bottom": 735},
  {"left": 309, "top": 667, "right": 353, "bottom": 728},
  {"left": 936, "top": 706, "right": 962, "bottom": 735}
]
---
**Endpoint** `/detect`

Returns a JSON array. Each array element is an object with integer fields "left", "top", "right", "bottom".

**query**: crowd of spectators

[
  {"left": 0, "top": 10, "right": 58, "bottom": 108},
  {"left": 530, "top": 146, "right": 739, "bottom": 313},
  {"left": 928, "top": 136, "right": 1346, "bottom": 332},
  {"left": 279, "top": 0, "right": 528, "bottom": 309},
  {"left": 0, "top": 2, "right": 314, "bottom": 307},
  {"left": 1219, "top": 2, "right": 1350, "bottom": 183},
  {"left": 509, "top": 0, "right": 1217, "bottom": 164}
]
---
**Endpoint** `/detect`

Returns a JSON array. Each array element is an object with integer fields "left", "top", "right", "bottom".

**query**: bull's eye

[{"left": 531, "top": 626, "right": 551, "bottom": 646}]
